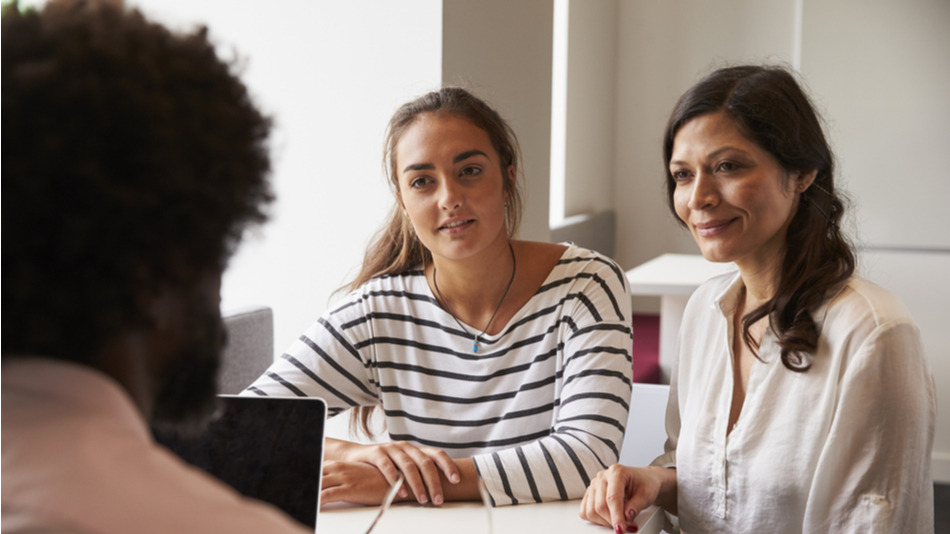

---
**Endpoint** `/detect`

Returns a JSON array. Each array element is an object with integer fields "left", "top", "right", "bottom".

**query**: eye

[
  {"left": 716, "top": 161, "right": 740, "bottom": 173},
  {"left": 671, "top": 169, "right": 691, "bottom": 182},
  {"left": 459, "top": 165, "right": 482, "bottom": 178},
  {"left": 409, "top": 176, "right": 432, "bottom": 189}
]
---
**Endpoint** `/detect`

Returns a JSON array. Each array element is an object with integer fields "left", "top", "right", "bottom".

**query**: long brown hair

[
  {"left": 347, "top": 87, "right": 525, "bottom": 293},
  {"left": 347, "top": 87, "right": 526, "bottom": 434},
  {"left": 663, "top": 65, "right": 855, "bottom": 372}
]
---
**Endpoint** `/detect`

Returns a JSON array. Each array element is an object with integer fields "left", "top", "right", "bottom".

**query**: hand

[
  {"left": 579, "top": 465, "right": 668, "bottom": 533},
  {"left": 340, "top": 441, "right": 460, "bottom": 505},
  {"left": 321, "top": 460, "right": 402, "bottom": 506}
]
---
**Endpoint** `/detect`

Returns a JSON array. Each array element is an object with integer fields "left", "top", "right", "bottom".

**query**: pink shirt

[{"left": 2, "top": 358, "right": 311, "bottom": 534}]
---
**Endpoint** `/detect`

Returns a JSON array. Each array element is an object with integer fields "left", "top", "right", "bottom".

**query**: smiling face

[
  {"left": 670, "top": 112, "right": 814, "bottom": 273},
  {"left": 395, "top": 113, "right": 514, "bottom": 263}
]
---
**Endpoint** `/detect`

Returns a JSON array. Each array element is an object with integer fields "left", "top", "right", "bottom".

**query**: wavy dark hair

[
  {"left": 663, "top": 65, "right": 855, "bottom": 371},
  {"left": 2, "top": 3, "right": 273, "bottom": 363}
]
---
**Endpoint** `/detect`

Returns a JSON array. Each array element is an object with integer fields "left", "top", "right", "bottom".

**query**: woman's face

[
  {"left": 670, "top": 112, "right": 812, "bottom": 272},
  {"left": 395, "top": 113, "right": 514, "bottom": 263}
]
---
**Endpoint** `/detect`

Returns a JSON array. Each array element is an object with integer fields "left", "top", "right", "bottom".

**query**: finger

[
  {"left": 605, "top": 477, "right": 630, "bottom": 532},
  {"left": 320, "top": 473, "right": 342, "bottom": 489},
  {"left": 580, "top": 487, "right": 604, "bottom": 525},
  {"left": 321, "top": 485, "right": 376, "bottom": 507},
  {"left": 424, "top": 448, "right": 460, "bottom": 484},
  {"left": 582, "top": 479, "right": 611, "bottom": 527},
  {"left": 625, "top": 490, "right": 654, "bottom": 524},
  {"left": 388, "top": 448, "right": 428, "bottom": 504},
  {"left": 320, "top": 486, "right": 347, "bottom": 506},
  {"left": 579, "top": 480, "right": 596, "bottom": 522},
  {"left": 320, "top": 462, "right": 342, "bottom": 487},
  {"left": 406, "top": 448, "right": 444, "bottom": 505},
  {"left": 593, "top": 481, "right": 615, "bottom": 528},
  {"left": 579, "top": 487, "right": 590, "bottom": 521},
  {"left": 368, "top": 452, "right": 400, "bottom": 486},
  {"left": 364, "top": 448, "right": 405, "bottom": 498}
]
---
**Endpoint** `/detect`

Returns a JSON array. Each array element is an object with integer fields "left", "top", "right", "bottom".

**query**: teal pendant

[{"left": 473, "top": 339, "right": 479, "bottom": 353}]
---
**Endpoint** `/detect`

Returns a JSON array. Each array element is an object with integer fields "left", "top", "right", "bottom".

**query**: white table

[
  {"left": 317, "top": 500, "right": 664, "bottom": 534},
  {"left": 626, "top": 254, "right": 737, "bottom": 383}
]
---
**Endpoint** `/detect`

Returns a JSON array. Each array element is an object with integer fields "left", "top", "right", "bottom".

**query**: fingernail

[
  {"left": 399, "top": 489, "right": 408, "bottom": 498},
  {"left": 433, "top": 494, "right": 443, "bottom": 505},
  {"left": 627, "top": 509, "right": 636, "bottom": 521},
  {"left": 451, "top": 474, "right": 460, "bottom": 483},
  {"left": 419, "top": 494, "right": 428, "bottom": 504},
  {"left": 627, "top": 526, "right": 638, "bottom": 533},
  {"left": 615, "top": 524, "right": 624, "bottom": 534}
]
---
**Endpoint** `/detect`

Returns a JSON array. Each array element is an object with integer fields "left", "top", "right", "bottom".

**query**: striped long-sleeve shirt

[{"left": 246, "top": 244, "right": 633, "bottom": 506}]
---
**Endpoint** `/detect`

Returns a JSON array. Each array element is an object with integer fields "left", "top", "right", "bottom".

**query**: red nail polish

[
  {"left": 626, "top": 525, "right": 638, "bottom": 533},
  {"left": 615, "top": 524, "right": 624, "bottom": 534}
]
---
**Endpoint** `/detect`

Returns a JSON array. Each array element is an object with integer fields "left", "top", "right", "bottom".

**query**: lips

[
  {"left": 694, "top": 218, "right": 735, "bottom": 237},
  {"left": 439, "top": 218, "right": 475, "bottom": 233}
]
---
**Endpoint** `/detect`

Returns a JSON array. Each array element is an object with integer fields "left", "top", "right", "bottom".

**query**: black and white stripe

[{"left": 245, "top": 244, "right": 632, "bottom": 506}]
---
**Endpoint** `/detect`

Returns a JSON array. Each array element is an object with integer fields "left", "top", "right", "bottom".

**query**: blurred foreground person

[{"left": 2, "top": 3, "right": 309, "bottom": 533}]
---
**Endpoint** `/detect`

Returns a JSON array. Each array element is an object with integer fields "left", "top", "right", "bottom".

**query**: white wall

[
  {"left": 131, "top": 0, "right": 443, "bottom": 351},
  {"left": 800, "top": 0, "right": 950, "bottom": 250},
  {"left": 442, "top": 0, "right": 553, "bottom": 243},
  {"left": 562, "top": 0, "right": 617, "bottom": 220}
]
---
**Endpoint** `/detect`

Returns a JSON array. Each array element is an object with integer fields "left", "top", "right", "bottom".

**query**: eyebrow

[
  {"left": 670, "top": 146, "right": 749, "bottom": 167},
  {"left": 453, "top": 149, "right": 488, "bottom": 164},
  {"left": 402, "top": 149, "right": 489, "bottom": 173},
  {"left": 403, "top": 162, "right": 435, "bottom": 172}
]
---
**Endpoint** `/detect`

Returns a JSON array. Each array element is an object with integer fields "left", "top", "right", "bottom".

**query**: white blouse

[{"left": 654, "top": 272, "right": 936, "bottom": 533}]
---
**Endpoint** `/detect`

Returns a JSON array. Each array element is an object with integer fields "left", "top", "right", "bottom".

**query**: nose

[
  {"left": 438, "top": 179, "right": 462, "bottom": 211},
  {"left": 687, "top": 170, "right": 719, "bottom": 211}
]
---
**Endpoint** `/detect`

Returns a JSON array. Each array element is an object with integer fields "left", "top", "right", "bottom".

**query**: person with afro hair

[{"left": 2, "top": 2, "right": 309, "bottom": 532}]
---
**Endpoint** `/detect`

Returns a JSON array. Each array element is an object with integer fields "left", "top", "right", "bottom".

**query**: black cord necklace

[{"left": 432, "top": 241, "right": 516, "bottom": 353}]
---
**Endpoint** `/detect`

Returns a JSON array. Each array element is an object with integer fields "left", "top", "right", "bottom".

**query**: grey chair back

[{"left": 218, "top": 306, "right": 275, "bottom": 395}]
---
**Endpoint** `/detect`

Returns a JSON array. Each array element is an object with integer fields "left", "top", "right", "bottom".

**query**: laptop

[{"left": 153, "top": 395, "right": 327, "bottom": 530}]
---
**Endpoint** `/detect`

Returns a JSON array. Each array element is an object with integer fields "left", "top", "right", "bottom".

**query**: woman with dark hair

[
  {"left": 580, "top": 65, "right": 935, "bottom": 533},
  {"left": 247, "top": 87, "right": 633, "bottom": 507}
]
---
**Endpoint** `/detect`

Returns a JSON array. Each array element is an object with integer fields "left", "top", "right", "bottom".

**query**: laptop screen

[{"left": 153, "top": 395, "right": 326, "bottom": 529}]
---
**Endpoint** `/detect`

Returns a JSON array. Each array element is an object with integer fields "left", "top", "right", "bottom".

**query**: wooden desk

[
  {"left": 626, "top": 254, "right": 737, "bottom": 383},
  {"left": 317, "top": 500, "right": 664, "bottom": 534}
]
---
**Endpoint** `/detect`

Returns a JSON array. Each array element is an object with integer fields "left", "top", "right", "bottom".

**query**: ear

[
  {"left": 795, "top": 169, "right": 818, "bottom": 193},
  {"left": 142, "top": 286, "right": 175, "bottom": 333},
  {"left": 505, "top": 165, "right": 516, "bottom": 197}
]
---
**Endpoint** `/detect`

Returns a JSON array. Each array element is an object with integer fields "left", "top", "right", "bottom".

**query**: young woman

[
  {"left": 580, "top": 66, "right": 935, "bottom": 533},
  {"left": 247, "top": 88, "right": 633, "bottom": 507}
]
